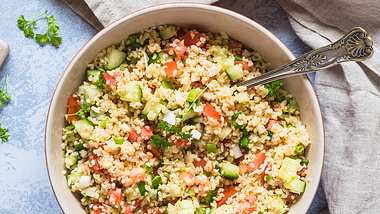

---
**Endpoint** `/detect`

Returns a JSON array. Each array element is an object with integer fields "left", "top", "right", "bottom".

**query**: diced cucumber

[
  {"left": 167, "top": 204, "right": 176, "bottom": 214},
  {"left": 181, "top": 110, "right": 200, "bottom": 122},
  {"left": 117, "top": 82, "right": 142, "bottom": 102},
  {"left": 220, "top": 162, "right": 240, "bottom": 180},
  {"left": 271, "top": 198, "right": 288, "bottom": 214},
  {"left": 226, "top": 64, "right": 244, "bottom": 81},
  {"left": 278, "top": 157, "right": 301, "bottom": 183},
  {"left": 178, "top": 199, "right": 195, "bottom": 214},
  {"left": 78, "top": 84, "right": 102, "bottom": 104},
  {"left": 104, "top": 48, "right": 126, "bottom": 70},
  {"left": 82, "top": 187, "right": 99, "bottom": 199},
  {"left": 142, "top": 101, "right": 163, "bottom": 121},
  {"left": 67, "top": 171, "right": 83, "bottom": 186},
  {"left": 159, "top": 25, "right": 177, "bottom": 40},
  {"left": 73, "top": 119, "right": 94, "bottom": 140},
  {"left": 284, "top": 178, "right": 306, "bottom": 194},
  {"left": 113, "top": 137, "right": 124, "bottom": 145},
  {"left": 99, "top": 118, "right": 109, "bottom": 129},
  {"left": 152, "top": 176, "right": 162, "bottom": 189},
  {"left": 65, "top": 152, "right": 79, "bottom": 169},
  {"left": 87, "top": 70, "right": 101, "bottom": 83},
  {"left": 187, "top": 88, "right": 201, "bottom": 103},
  {"left": 207, "top": 143, "right": 217, "bottom": 153}
]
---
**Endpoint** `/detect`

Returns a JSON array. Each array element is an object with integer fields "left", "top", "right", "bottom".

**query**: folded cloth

[
  {"left": 83, "top": 0, "right": 380, "bottom": 213},
  {"left": 83, "top": 0, "right": 216, "bottom": 27},
  {"left": 277, "top": 0, "right": 380, "bottom": 213}
]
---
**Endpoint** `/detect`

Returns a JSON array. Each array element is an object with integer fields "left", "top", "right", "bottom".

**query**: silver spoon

[{"left": 237, "top": 27, "right": 374, "bottom": 88}]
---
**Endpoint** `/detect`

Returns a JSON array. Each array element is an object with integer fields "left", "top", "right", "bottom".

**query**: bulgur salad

[{"left": 62, "top": 25, "right": 311, "bottom": 214}]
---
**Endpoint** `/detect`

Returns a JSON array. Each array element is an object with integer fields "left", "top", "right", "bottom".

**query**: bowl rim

[{"left": 45, "top": 3, "right": 325, "bottom": 212}]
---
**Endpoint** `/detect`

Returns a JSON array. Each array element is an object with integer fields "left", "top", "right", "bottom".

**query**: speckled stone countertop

[{"left": 0, "top": 0, "right": 326, "bottom": 213}]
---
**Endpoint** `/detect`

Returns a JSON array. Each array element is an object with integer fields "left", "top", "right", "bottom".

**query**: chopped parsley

[
  {"left": 231, "top": 112, "right": 245, "bottom": 130},
  {"left": 0, "top": 88, "right": 11, "bottom": 108},
  {"left": 151, "top": 134, "right": 171, "bottom": 148},
  {"left": 264, "top": 80, "right": 283, "bottom": 97},
  {"left": 17, "top": 11, "right": 62, "bottom": 47},
  {"left": 0, "top": 124, "right": 9, "bottom": 143},
  {"left": 76, "top": 102, "right": 90, "bottom": 119},
  {"left": 158, "top": 120, "right": 191, "bottom": 139}
]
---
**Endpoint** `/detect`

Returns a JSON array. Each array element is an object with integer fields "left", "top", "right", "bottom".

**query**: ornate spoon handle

[{"left": 237, "top": 27, "right": 374, "bottom": 88}]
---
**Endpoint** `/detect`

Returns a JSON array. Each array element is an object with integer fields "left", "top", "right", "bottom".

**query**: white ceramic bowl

[{"left": 45, "top": 3, "right": 324, "bottom": 213}]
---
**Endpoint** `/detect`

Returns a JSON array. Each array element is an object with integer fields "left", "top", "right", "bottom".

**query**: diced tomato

[
  {"left": 242, "top": 207, "right": 256, "bottom": 214},
  {"left": 141, "top": 126, "right": 153, "bottom": 140},
  {"left": 217, "top": 186, "right": 237, "bottom": 207},
  {"left": 109, "top": 188, "right": 123, "bottom": 205},
  {"left": 253, "top": 152, "right": 266, "bottom": 169},
  {"left": 170, "top": 40, "right": 187, "bottom": 59},
  {"left": 128, "top": 128, "right": 140, "bottom": 142},
  {"left": 66, "top": 95, "right": 80, "bottom": 123},
  {"left": 165, "top": 61, "right": 178, "bottom": 77},
  {"left": 124, "top": 205, "right": 134, "bottom": 214},
  {"left": 203, "top": 103, "right": 221, "bottom": 121},
  {"left": 103, "top": 72, "right": 117, "bottom": 89},
  {"left": 92, "top": 205, "right": 102, "bottom": 214},
  {"left": 194, "top": 158, "right": 207, "bottom": 168},
  {"left": 183, "top": 31, "right": 207, "bottom": 47},
  {"left": 148, "top": 146, "right": 161, "bottom": 158},
  {"left": 235, "top": 60, "right": 251, "bottom": 70},
  {"left": 172, "top": 138, "right": 190, "bottom": 148},
  {"left": 154, "top": 210, "right": 164, "bottom": 214},
  {"left": 267, "top": 119, "right": 277, "bottom": 130},
  {"left": 89, "top": 155, "right": 102, "bottom": 173}
]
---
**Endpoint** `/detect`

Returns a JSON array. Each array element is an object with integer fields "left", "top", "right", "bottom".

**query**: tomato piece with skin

[
  {"left": 194, "top": 158, "right": 207, "bottom": 168},
  {"left": 128, "top": 128, "right": 140, "bottom": 142},
  {"left": 109, "top": 188, "right": 123, "bottom": 205},
  {"left": 183, "top": 31, "right": 207, "bottom": 47},
  {"left": 141, "top": 126, "right": 153, "bottom": 140},
  {"left": 124, "top": 205, "right": 134, "bottom": 214},
  {"left": 203, "top": 103, "right": 221, "bottom": 121},
  {"left": 66, "top": 95, "right": 80, "bottom": 123},
  {"left": 217, "top": 186, "right": 237, "bottom": 207},
  {"left": 165, "top": 61, "right": 178, "bottom": 78},
  {"left": 172, "top": 138, "right": 190, "bottom": 148},
  {"left": 103, "top": 72, "right": 117, "bottom": 89},
  {"left": 253, "top": 152, "right": 266, "bottom": 168},
  {"left": 148, "top": 146, "right": 161, "bottom": 158}
]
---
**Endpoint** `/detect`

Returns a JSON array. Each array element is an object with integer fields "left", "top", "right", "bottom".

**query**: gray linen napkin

[
  {"left": 277, "top": 0, "right": 380, "bottom": 213},
  {"left": 82, "top": 0, "right": 380, "bottom": 213}
]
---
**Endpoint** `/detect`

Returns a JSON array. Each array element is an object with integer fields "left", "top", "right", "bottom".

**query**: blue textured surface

[{"left": 0, "top": 0, "right": 324, "bottom": 213}]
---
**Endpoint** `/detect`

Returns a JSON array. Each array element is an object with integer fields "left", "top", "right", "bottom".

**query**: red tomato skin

[
  {"left": 128, "top": 128, "right": 140, "bottom": 142},
  {"left": 203, "top": 103, "right": 221, "bottom": 121},
  {"left": 165, "top": 61, "right": 178, "bottom": 77},
  {"left": 141, "top": 126, "right": 153, "bottom": 140},
  {"left": 66, "top": 95, "right": 80, "bottom": 123},
  {"left": 217, "top": 186, "right": 237, "bottom": 207},
  {"left": 103, "top": 72, "right": 117, "bottom": 89}
]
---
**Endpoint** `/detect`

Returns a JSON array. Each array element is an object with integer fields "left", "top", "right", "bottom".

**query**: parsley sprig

[
  {"left": 0, "top": 78, "right": 10, "bottom": 143},
  {"left": 0, "top": 124, "right": 9, "bottom": 143},
  {"left": 17, "top": 11, "right": 62, "bottom": 47}
]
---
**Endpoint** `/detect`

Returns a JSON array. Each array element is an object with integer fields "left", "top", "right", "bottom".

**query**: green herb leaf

[
  {"left": 151, "top": 134, "right": 171, "bottom": 148},
  {"left": 231, "top": 112, "right": 245, "bottom": 130},
  {"left": 300, "top": 159, "right": 310, "bottom": 166},
  {"left": 0, "top": 124, "right": 10, "bottom": 143},
  {"left": 113, "top": 137, "right": 124, "bottom": 145},
  {"left": 144, "top": 163, "right": 153, "bottom": 174},
  {"left": 0, "top": 89, "right": 11, "bottom": 108},
  {"left": 152, "top": 176, "right": 162, "bottom": 189},
  {"left": 239, "top": 129, "right": 249, "bottom": 149},
  {"left": 264, "top": 80, "right": 283, "bottom": 97},
  {"left": 137, "top": 181, "right": 146, "bottom": 196},
  {"left": 201, "top": 189, "right": 217, "bottom": 204},
  {"left": 17, "top": 11, "right": 62, "bottom": 47},
  {"left": 158, "top": 120, "right": 191, "bottom": 140},
  {"left": 76, "top": 102, "right": 90, "bottom": 119}
]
